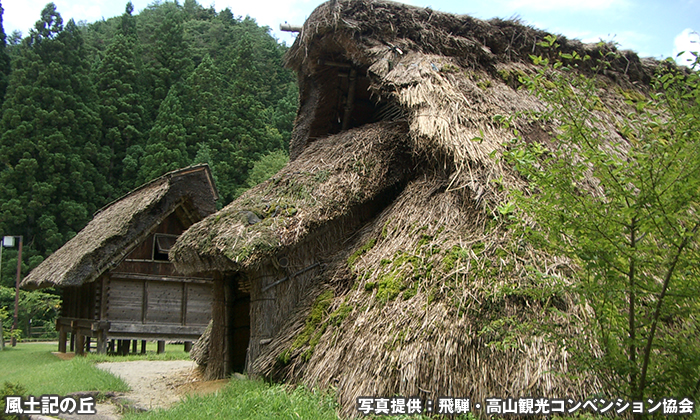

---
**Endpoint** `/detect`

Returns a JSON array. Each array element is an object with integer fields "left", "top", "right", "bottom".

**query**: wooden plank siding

[
  {"left": 106, "top": 279, "right": 144, "bottom": 322},
  {"left": 186, "top": 284, "right": 214, "bottom": 325},
  {"left": 57, "top": 210, "right": 214, "bottom": 349},
  {"left": 105, "top": 277, "right": 212, "bottom": 327}
]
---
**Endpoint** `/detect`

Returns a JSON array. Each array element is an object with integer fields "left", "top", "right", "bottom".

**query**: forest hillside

[{"left": 0, "top": 0, "right": 296, "bottom": 336}]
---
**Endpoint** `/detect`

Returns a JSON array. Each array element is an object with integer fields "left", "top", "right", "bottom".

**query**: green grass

[
  {"left": 0, "top": 342, "right": 129, "bottom": 395},
  {"left": 123, "top": 377, "right": 339, "bottom": 420}
]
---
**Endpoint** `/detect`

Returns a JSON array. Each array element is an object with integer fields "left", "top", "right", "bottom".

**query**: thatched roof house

[
  {"left": 22, "top": 164, "right": 219, "bottom": 354},
  {"left": 171, "top": 1, "right": 658, "bottom": 415}
]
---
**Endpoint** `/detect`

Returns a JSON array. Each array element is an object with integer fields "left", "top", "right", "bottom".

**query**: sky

[{"left": 2, "top": 0, "right": 699, "bottom": 66}]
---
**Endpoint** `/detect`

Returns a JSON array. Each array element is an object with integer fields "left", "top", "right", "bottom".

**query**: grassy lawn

[
  {"left": 0, "top": 341, "right": 190, "bottom": 396},
  {"left": 0, "top": 342, "right": 128, "bottom": 395}
]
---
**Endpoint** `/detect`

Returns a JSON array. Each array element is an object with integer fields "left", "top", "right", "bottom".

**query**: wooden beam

[
  {"left": 262, "top": 262, "right": 321, "bottom": 292},
  {"left": 342, "top": 68, "right": 358, "bottom": 131},
  {"left": 100, "top": 277, "right": 109, "bottom": 320},
  {"left": 280, "top": 23, "right": 301, "bottom": 32},
  {"left": 96, "top": 329, "right": 107, "bottom": 354},
  {"left": 318, "top": 59, "right": 352, "bottom": 68},
  {"left": 107, "top": 332, "right": 202, "bottom": 340},
  {"left": 181, "top": 282, "right": 188, "bottom": 325},
  {"left": 110, "top": 272, "right": 214, "bottom": 284},
  {"left": 108, "top": 322, "right": 206, "bottom": 336},
  {"left": 142, "top": 281, "right": 148, "bottom": 323}
]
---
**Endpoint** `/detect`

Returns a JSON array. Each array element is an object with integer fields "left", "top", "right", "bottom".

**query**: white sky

[{"left": 3, "top": 0, "right": 699, "bottom": 65}]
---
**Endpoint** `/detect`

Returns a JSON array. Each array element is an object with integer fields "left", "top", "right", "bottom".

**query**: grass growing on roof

[
  {"left": 0, "top": 342, "right": 129, "bottom": 395},
  {"left": 122, "top": 377, "right": 338, "bottom": 420}
]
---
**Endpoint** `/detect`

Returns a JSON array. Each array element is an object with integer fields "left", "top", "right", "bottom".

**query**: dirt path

[
  {"left": 97, "top": 360, "right": 198, "bottom": 411},
  {"left": 48, "top": 360, "right": 228, "bottom": 420}
]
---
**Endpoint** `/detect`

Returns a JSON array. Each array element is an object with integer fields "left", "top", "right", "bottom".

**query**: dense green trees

[
  {"left": 96, "top": 3, "right": 149, "bottom": 193},
  {"left": 0, "top": 4, "right": 107, "bottom": 256},
  {"left": 0, "top": 1, "right": 11, "bottom": 104},
  {"left": 0, "top": 0, "right": 297, "bottom": 333}
]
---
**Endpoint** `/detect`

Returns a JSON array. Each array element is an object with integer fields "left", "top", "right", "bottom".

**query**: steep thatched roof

[
  {"left": 172, "top": 0, "right": 662, "bottom": 416},
  {"left": 171, "top": 121, "right": 411, "bottom": 274},
  {"left": 21, "top": 165, "right": 218, "bottom": 290}
]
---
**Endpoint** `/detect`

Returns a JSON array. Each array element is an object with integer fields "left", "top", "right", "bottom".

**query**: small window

[{"left": 153, "top": 234, "right": 178, "bottom": 261}]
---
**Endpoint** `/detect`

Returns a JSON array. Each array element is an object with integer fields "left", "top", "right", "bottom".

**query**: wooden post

[
  {"left": 205, "top": 278, "right": 226, "bottom": 380},
  {"left": 157, "top": 340, "right": 165, "bottom": 354},
  {"left": 132, "top": 340, "right": 137, "bottom": 353},
  {"left": 120, "top": 339, "right": 129, "bottom": 356},
  {"left": 141, "top": 340, "right": 147, "bottom": 354},
  {"left": 58, "top": 325, "right": 67, "bottom": 353},
  {"left": 96, "top": 330, "right": 106, "bottom": 354},
  {"left": 341, "top": 68, "right": 358, "bottom": 131},
  {"left": 75, "top": 333, "right": 85, "bottom": 356},
  {"left": 70, "top": 331, "right": 75, "bottom": 352},
  {"left": 184, "top": 341, "right": 192, "bottom": 352},
  {"left": 223, "top": 280, "right": 232, "bottom": 375}
]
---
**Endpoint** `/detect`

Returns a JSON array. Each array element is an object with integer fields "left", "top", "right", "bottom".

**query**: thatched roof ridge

[
  {"left": 287, "top": 0, "right": 655, "bottom": 81},
  {"left": 285, "top": 0, "right": 659, "bottom": 164},
  {"left": 21, "top": 164, "right": 218, "bottom": 290}
]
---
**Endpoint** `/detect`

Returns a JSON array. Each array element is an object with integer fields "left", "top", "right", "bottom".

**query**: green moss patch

[
  {"left": 279, "top": 290, "right": 353, "bottom": 365},
  {"left": 347, "top": 238, "right": 376, "bottom": 268}
]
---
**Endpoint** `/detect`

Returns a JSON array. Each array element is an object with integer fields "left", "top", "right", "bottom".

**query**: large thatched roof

[
  {"left": 171, "top": 0, "right": 662, "bottom": 416},
  {"left": 22, "top": 165, "right": 218, "bottom": 290}
]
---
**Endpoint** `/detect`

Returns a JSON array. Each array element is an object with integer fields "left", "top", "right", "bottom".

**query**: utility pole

[{"left": 4, "top": 235, "right": 23, "bottom": 347}]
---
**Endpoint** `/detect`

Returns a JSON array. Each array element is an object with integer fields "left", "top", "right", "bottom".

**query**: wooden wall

[
  {"left": 61, "top": 282, "right": 98, "bottom": 320},
  {"left": 103, "top": 278, "right": 212, "bottom": 328}
]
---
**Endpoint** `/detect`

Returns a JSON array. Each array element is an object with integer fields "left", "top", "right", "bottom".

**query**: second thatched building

[{"left": 22, "top": 165, "right": 219, "bottom": 355}]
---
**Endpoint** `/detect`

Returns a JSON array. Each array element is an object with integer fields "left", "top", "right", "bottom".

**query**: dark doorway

[{"left": 228, "top": 291, "right": 250, "bottom": 373}]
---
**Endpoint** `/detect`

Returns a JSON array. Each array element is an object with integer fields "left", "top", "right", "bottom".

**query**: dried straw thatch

[
  {"left": 22, "top": 165, "right": 218, "bottom": 290},
  {"left": 171, "top": 0, "right": 662, "bottom": 416},
  {"left": 171, "top": 121, "right": 411, "bottom": 275}
]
